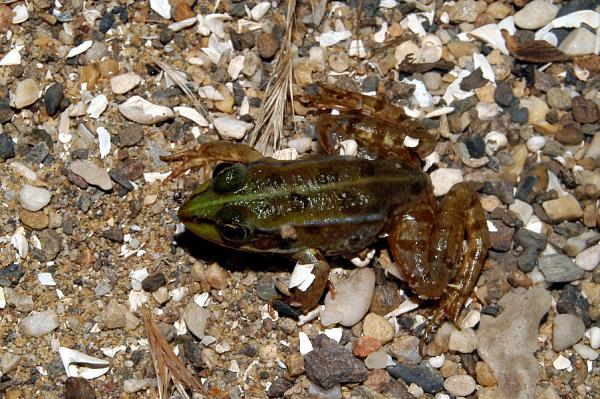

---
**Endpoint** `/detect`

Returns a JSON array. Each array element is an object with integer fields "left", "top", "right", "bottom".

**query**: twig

[{"left": 247, "top": 0, "right": 296, "bottom": 156}]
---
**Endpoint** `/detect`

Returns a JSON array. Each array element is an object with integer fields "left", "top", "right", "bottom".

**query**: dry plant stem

[
  {"left": 155, "top": 61, "right": 210, "bottom": 120},
  {"left": 141, "top": 306, "right": 206, "bottom": 399},
  {"left": 247, "top": 0, "right": 296, "bottom": 155}
]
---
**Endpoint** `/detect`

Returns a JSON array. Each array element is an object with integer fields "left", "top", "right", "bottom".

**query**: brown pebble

[
  {"left": 476, "top": 361, "right": 498, "bottom": 387},
  {"left": 364, "top": 369, "right": 392, "bottom": 392},
  {"left": 98, "top": 59, "right": 120, "bottom": 77},
  {"left": 65, "top": 377, "right": 97, "bottom": 399},
  {"left": 256, "top": 32, "right": 280, "bottom": 59},
  {"left": 507, "top": 270, "right": 532, "bottom": 288},
  {"left": 572, "top": 96, "right": 599, "bottom": 124},
  {"left": 19, "top": 209, "right": 49, "bottom": 230},
  {"left": 555, "top": 127, "right": 583, "bottom": 145},
  {"left": 172, "top": 2, "right": 195, "bottom": 21},
  {"left": 583, "top": 204, "right": 597, "bottom": 228},
  {"left": 80, "top": 63, "right": 100, "bottom": 90},
  {"left": 369, "top": 282, "right": 401, "bottom": 315},
  {"left": 206, "top": 262, "right": 229, "bottom": 289},
  {"left": 352, "top": 335, "right": 382, "bottom": 358},
  {"left": 287, "top": 352, "right": 305, "bottom": 377}
]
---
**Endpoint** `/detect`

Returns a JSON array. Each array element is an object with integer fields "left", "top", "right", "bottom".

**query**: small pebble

[
  {"left": 572, "top": 96, "right": 599, "bottom": 124},
  {"left": 0, "top": 133, "right": 15, "bottom": 162},
  {"left": 542, "top": 195, "right": 583, "bottom": 222},
  {"left": 443, "top": 374, "right": 476, "bottom": 397},
  {"left": 559, "top": 28, "right": 598, "bottom": 56},
  {"left": 14, "top": 79, "right": 40, "bottom": 109},
  {"left": 553, "top": 313, "right": 585, "bottom": 352},
  {"left": 448, "top": 327, "right": 477, "bottom": 353},
  {"left": 206, "top": 263, "right": 229, "bottom": 289},
  {"left": 118, "top": 96, "right": 174, "bottom": 124},
  {"left": 430, "top": 168, "right": 463, "bottom": 196},
  {"left": 575, "top": 245, "right": 600, "bottom": 271},
  {"left": 111, "top": 72, "right": 142, "bottom": 94},
  {"left": 513, "top": 0, "right": 558, "bottom": 29},
  {"left": 18, "top": 184, "right": 51, "bottom": 212},
  {"left": 539, "top": 254, "right": 585, "bottom": 283},
  {"left": 44, "top": 82, "right": 64, "bottom": 116},
  {"left": 352, "top": 335, "right": 381, "bottom": 358},
  {"left": 20, "top": 310, "right": 59, "bottom": 337},
  {"left": 65, "top": 377, "right": 97, "bottom": 399},
  {"left": 321, "top": 268, "right": 375, "bottom": 327},
  {"left": 364, "top": 348, "right": 388, "bottom": 369},
  {"left": 362, "top": 313, "right": 395, "bottom": 344},
  {"left": 387, "top": 363, "right": 444, "bottom": 394},
  {"left": 214, "top": 117, "right": 253, "bottom": 140},
  {"left": 183, "top": 302, "right": 210, "bottom": 339},
  {"left": 141, "top": 272, "right": 166, "bottom": 292},
  {"left": 69, "top": 160, "right": 113, "bottom": 191},
  {"left": 257, "top": 32, "right": 280, "bottom": 60}
]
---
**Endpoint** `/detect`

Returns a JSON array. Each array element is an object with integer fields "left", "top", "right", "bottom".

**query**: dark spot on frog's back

[
  {"left": 213, "top": 163, "right": 246, "bottom": 193},
  {"left": 410, "top": 175, "right": 427, "bottom": 195},
  {"left": 289, "top": 193, "right": 309, "bottom": 210},
  {"left": 317, "top": 167, "right": 339, "bottom": 184},
  {"left": 359, "top": 162, "right": 376, "bottom": 177}
]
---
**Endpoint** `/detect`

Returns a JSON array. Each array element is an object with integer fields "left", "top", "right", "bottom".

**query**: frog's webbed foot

[
  {"left": 286, "top": 249, "right": 331, "bottom": 313},
  {"left": 160, "top": 141, "right": 264, "bottom": 178}
]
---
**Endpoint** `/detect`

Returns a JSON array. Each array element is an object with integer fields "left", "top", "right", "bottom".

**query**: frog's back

[{"left": 237, "top": 156, "right": 430, "bottom": 255}]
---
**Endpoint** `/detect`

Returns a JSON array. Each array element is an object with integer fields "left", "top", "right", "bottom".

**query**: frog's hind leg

[
  {"left": 160, "top": 141, "right": 264, "bottom": 178},
  {"left": 387, "top": 182, "right": 489, "bottom": 339}
]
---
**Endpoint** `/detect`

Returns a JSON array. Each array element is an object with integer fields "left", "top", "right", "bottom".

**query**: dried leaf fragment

[{"left": 501, "top": 30, "right": 571, "bottom": 64}]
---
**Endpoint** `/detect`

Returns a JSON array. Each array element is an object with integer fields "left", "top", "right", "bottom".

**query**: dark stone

[
  {"left": 557, "top": 0, "right": 598, "bottom": 17},
  {"left": 572, "top": 96, "right": 599, "bottom": 124},
  {"left": 44, "top": 82, "right": 64, "bottom": 116},
  {"left": 256, "top": 279, "right": 278, "bottom": 301},
  {"left": 65, "top": 377, "right": 96, "bottom": 399},
  {"left": 231, "top": 30, "right": 256, "bottom": 51},
  {"left": 108, "top": 169, "right": 134, "bottom": 191},
  {"left": 145, "top": 63, "right": 160, "bottom": 76},
  {"left": 229, "top": 3, "right": 247, "bottom": 18},
  {"left": 102, "top": 227, "right": 124, "bottom": 243},
  {"left": 481, "top": 304, "right": 502, "bottom": 316},
  {"left": 516, "top": 175, "right": 542, "bottom": 203},
  {"left": 272, "top": 300, "right": 301, "bottom": 319},
  {"left": 117, "top": 125, "right": 144, "bottom": 147},
  {"left": 0, "top": 133, "right": 15, "bottom": 161},
  {"left": 465, "top": 135, "right": 485, "bottom": 158},
  {"left": 494, "top": 81, "right": 514, "bottom": 107},
  {"left": 304, "top": 334, "right": 368, "bottom": 389},
  {"left": 0, "top": 263, "right": 21, "bottom": 287},
  {"left": 159, "top": 28, "right": 174, "bottom": 45},
  {"left": 387, "top": 363, "right": 443, "bottom": 394},
  {"left": 182, "top": 340, "right": 205, "bottom": 370},
  {"left": 99, "top": 12, "right": 115, "bottom": 33},
  {"left": 557, "top": 284, "right": 591, "bottom": 326},
  {"left": 232, "top": 81, "right": 244, "bottom": 106},
  {"left": 23, "top": 142, "right": 50, "bottom": 164},
  {"left": 119, "top": 159, "right": 144, "bottom": 181},
  {"left": 511, "top": 107, "right": 529, "bottom": 124},
  {"left": 514, "top": 228, "right": 547, "bottom": 250},
  {"left": 362, "top": 75, "right": 379, "bottom": 93},
  {"left": 363, "top": 0, "right": 381, "bottom": 18},
  {"left": 118, "top": 8, "right": 128, "bottom": 23},
  {"left": 38, "top": 229, "right": 62, "bottom": 261},
  {"left": 534, "top": 69, "right": 560, "bottom": 92},
  {"left": 518, "top": 247, "right": 538, "bottom": 273},
  {"left": 482, "top": 180, "right": 515, "bottom": 205},
  {"left": 242, "top": 343, "right": 258, "bottom": 357},
  {"left": 267, "top": 377, "right": 293, "bottom": 398},
  {"left": 489, "top": 222, "right": 514, "bottom": 252},
  {"left": 0, "top": 103, "right": 15, "bottom": 123},
  {"left": 142, "top": 272, "right": 166, "bottom": 292},
  {"left": 460, "top": 68, "right": 487, "bottom": 91}
]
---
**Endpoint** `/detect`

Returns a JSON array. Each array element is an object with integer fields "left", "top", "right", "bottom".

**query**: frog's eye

[
  {"left": 213, "top": 163, "right": 246, "bottom": 193},
  {"left": 217, "top": 223, "right": 251, "bottom": 244},
  {"left": 212, "top": 162, "right": 234, "bottom": 178}
]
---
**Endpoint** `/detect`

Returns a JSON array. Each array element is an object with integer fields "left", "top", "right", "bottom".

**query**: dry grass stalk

[
  {"left": 247, "top": 0, "right": 296, "bottom": 155},
  {"left": 155, "top": 61, "right": 210, "bottom": 121},
  {"left": 140, "top": 306, "right": 206, "bottom": 399}
]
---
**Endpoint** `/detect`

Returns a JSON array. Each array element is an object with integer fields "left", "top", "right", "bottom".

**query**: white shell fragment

[
  {"left": 198, "top": 86, "right": 225, "bottom": 100},
  {"left": 118, "top": 96, "right": 174, "bottom": 124},
  {"left": 289, "top": 263, "right": 316, "bottom": 292},
  {"left": 150, "top": 0, "right": 171, "bottom": 19},
  {"left": 38, "top": 273, "right": 57, "bottom": 286},
  {"left": 96, "top": 127, "right": 111, "bottom": 159},
  {"left": 251, "top": 2, "right": 271, "bottom": 21},
  {"left": 0, "top": 45, "right": 24, "bottom": 66},
  {"left": 420, "top": 34, "right": 442, "bottom": 63},
  {"left": 214, "top": 117, "right": 253, "bottom": 140},
  {"left": 430, "top": 168, "right": 463, "bottom": 196},
  {"left": 227, "top": 55, "right": 245, "bottom": 79},
  {"left": 468, "top": 16, "right": 516, "bottom": 55},
  {"left": 442, "top": 70, "right": 474, "bottom": 105},
  {"left": 110, "top": 72, "right": 142, "bottom": 95},
  {"left": 299, "top": 332, "right": 313, "bottom": 355},
  {"left": 318, "top": 30, "right": 352, "bottom": 47},
  {"left": 87, "top": 94, "right": 108, "bottom": 119},
  {"left": 59, "top": 347, "right": 110, "bottom": 379},
  {"left": 553, "top": 354, "right": 572, "bottom": 371},
  {"left": 67, "top": 40, "right": 93, "bottom": 58},
  {"left": 349, "top": 40, "right": 367, "bottom": 58},
  {"left": 169, "top": 17, "right": 198, "bottom": 32},
  {"left": 402, "top": 78, "right": 432, "bottom": 108},
  {"left": 11, "top": 229, "right": 28, "bottom": 258},
  {"left": 473, "top": 53, "right": 495, "bottom": 83},
  {"left": 202, "top": 14, "right": 233, "bottom": 39},
  {"left": 535, "top": 10, "right": 600, "bottom": 41},
  {"left": 173, "top": 106, "right": 209, "bottom": 127},
  {"left": 12, "top": 4, "right": 29, "bottom": 24},
  {"left": 374, "top": 22, "right": 387, "bottom": 43}
]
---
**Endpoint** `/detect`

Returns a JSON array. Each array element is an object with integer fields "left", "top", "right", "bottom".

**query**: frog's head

[{"left": 178, "top": 163, "right": 258, "bottom": 250}]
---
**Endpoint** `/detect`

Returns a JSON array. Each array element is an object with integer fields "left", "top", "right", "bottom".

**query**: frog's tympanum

[{"left": 162, "top": 85, "right": 490, "bottom": 339}]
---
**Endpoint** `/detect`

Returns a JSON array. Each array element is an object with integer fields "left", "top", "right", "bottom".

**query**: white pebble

[
  {"left": 553, "top": 354, "right": 571, "bottom": 370},
  {"left": 11, "top": 4, "right": 29, "bottom": 24},
  {"left": 87, "top": 94, "right": 108, "bottom": 119},
  {"left": 0, "top": 45, "right": 24, "bottom": 66},
  {"left": 149, "top": 0, "right": 171, "bottom": 19},
  {"left": 509, "top": 199, "right": 534, "bottom": 225},
  {"left": 444, "top": 374, "right": 476, "bottom": 397},
  {"left": 19, "top": 185, "right": 51, "bottom": 211},
  {"left": 430, "top": 168, "right": 463, "bottom": 196},
  {"left": 322, "top": 268, "right": 375, "bottom": 327},
  {"left": 213, "top": 117, "right": 253, "bottom": 140},
  {"left": 110, "top": 72, "right": 142, "bottom": 95},
  {"left": 559, "top": 28, "right": 597, "bottom": 56},
  {"left": 575, "top": 244, "right": 600, "bottom": 271},
  {"left": 174, "top": 106, "right": 209, "bottom": 127},
  {"left": 476, "top": 102, "right": 498, "bottom": 120},
  {"left": 513, "top": 0, "right": 558, "bottom": 30},
  {"left": 69, "top": 160, "right": 113, "bottom": 191},
  {"left": 484, "top": 131, "right": 507, "bottom": 154},
  {"left": 20, "top": 310, "right": 59, "bottom": 337},
  {"left": 251, "top": 2, "right": 271, "bottom": 21},
  {"left": 14, "top": 79, "right": 40, "bottom": 109},
  {"left": 428, "top": 354, "right": 445, "bottom": 368},
  {"left": 573, "top": 343, "right": 598, "bottom": 361},
  {"left": 526, "top": 136, "right": 546, "bottom": 152},
  {"left": 586, "top": 327, "right": 600, "bottom": 349},
  {"left": 118, "top": 96, "right": 174, "bottom": 124}
]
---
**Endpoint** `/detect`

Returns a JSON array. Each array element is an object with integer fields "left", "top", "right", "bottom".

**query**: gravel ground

[{"left": 0, "top": 0, "right": 599, "bottom": 398}]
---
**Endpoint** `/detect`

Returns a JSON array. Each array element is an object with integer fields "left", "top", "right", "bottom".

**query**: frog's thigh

[
  {"left": 160, "top": 141, "right": 264, "bottom": 177},
  {"left": 289, "top": 249, "right": 331, "bottom": 312},
  {"left": 387, "top": 192, "right": 456, "bottom": 299}
]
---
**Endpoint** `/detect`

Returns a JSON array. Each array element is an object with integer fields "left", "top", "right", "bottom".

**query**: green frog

[{"left": 161, "top": 85, "right": 489, "bottom": 337}]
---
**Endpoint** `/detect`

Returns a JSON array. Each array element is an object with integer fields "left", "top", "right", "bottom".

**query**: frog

[{"left": 161, "top": 85, "right": 490, "bottom": 338}]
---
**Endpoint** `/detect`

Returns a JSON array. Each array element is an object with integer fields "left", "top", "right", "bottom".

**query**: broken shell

[
  {"left": 59, "top": 347, "right": 110, "bottom": 379},
  {"left": 420, "top": 34, "right": 442, "bottom": 63},
  {"left": 118, "top": 96, "right": 174, "bottom": 124},
  {"left": 394, "top": 41, "right": 420, "bottom": 65}
]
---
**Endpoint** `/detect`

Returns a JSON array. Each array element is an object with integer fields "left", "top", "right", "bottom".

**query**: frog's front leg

[
  {"left": 387, "top": 182, "right": 489, "bottom": 336},
  {"left": 287, "top": 248, "right": 331, "bottom": 312},
  {"left": 160, "top": 141, "right": 264, "bottom": 177}
]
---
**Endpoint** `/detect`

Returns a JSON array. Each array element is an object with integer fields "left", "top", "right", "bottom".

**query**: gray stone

[
  {"left": 539, "top": 254, "right": 585, "bottom": 283},
  {"left": 552, "top": 314, "right": 585, "bottom": 351}
]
